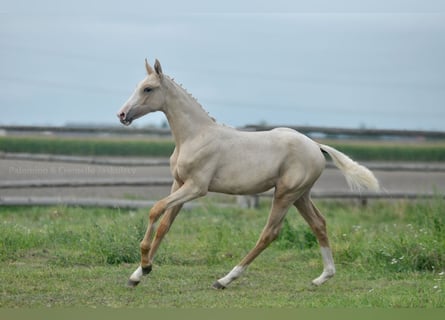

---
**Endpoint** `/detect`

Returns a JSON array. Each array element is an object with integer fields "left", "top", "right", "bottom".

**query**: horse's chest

[
  {"left": 171, "top": 149, "right": 217, "bottom": 184},
  {"left": 171, "top": 158, "right": 199, "bottom": 183},
  {"left": 171, "top": 162, "right": 186, "bottom": 183}
]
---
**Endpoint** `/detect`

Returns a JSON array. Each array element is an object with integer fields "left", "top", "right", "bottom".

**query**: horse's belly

[{"left": 208, "top": 167, "right": 278, "bottom": 195}]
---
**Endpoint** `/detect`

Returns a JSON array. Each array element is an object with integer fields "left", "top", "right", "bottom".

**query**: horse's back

[{"left": 216, "top": 126, "right": 324, "bottom": 167}]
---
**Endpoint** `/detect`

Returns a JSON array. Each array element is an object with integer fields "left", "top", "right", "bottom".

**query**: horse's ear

[
  {"left": 154, "top": 59, "right": 163, "bottom": 77},
  {"left": 145, "top": 58, "right": 154, "bottom": 75}
]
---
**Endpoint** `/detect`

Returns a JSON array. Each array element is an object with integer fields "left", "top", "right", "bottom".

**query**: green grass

[
  {"left": 1, "top": 136, "right": 445, "bottom": 161},
  {"left": 327, "top": 140, "right": 445, "bottom": 162},
  {"left": 0, "top": 136, "right": 175, "bottom": 157},
  {"left": 1, "top": 199, "right": 444, "bottom": 307}
]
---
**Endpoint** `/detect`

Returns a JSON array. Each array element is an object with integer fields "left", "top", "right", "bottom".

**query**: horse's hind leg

[
  {"left": 213, "top": 193, "right": 294, "bottom": 289},
  {"left": 294, "top": 193, "right": 335, "bottom": 286}
]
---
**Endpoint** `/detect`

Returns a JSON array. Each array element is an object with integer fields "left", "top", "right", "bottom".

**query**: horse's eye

[{"left": 143, "top": 87, "right": 152, "bottom": 93}]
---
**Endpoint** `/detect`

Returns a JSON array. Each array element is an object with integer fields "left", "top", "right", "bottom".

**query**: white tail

[{"left": 319, "top": 144, "right": 380, "bottom": 192}]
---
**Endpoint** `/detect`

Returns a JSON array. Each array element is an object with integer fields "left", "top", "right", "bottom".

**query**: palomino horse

[{"left": 117, "top": 59, "right": 379, "bottom": 289}]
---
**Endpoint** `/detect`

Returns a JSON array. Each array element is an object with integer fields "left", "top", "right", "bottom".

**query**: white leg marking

[
  {"left": 312, "top": 247, "right": 336, "bottom": 286},
  {"left": 217, "top": 266, "right": 246, "bottom": 287},
  {"left": 129, "top": 266, "right": 143, "bottom": 283}
]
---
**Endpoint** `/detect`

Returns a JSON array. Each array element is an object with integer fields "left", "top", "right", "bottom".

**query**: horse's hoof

[
  {"left": 212, "top": 281, "right": 226, "bottom": 290},
  {"left": 127, "top": 279, "right": 140, "bottom": 288}
]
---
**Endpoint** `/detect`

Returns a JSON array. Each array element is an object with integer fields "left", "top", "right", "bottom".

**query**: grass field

[
  {"left": 1, "top": 135, "right": 445, "bottom": 161},
  {"left": 1, "top": 199, "right": 444, "bottom": 308}
]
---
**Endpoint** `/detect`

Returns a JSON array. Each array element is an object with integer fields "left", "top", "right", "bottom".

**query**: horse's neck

[{"left": 162, "top": 77, "right": 216, "bottom": 146}]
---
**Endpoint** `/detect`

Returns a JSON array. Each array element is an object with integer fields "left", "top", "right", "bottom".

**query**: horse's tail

[{"left": 318, "top": 143, "right": 380, "bottom": 192}]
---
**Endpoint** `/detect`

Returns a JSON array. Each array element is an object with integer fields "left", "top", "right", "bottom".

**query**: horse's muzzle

[{"left": 118, "top": 111, "right": 133, "bottom": 126}]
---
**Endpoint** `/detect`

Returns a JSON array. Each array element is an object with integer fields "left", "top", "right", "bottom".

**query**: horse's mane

[{"left": 166, "top": 76, "right": 216, "bottom": 123}]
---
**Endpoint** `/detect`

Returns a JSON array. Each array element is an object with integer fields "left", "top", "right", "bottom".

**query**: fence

[
  {"left": 1, "top": 152, "right": 444, "bottom": 208},
  {"left": 2, "top": 124, "right": 445, "bottom": 140},
  {"left": 1, "top": 124, "right": 444, "bottom": 208},
  {"left": 2, "top": 152, "right": 445, "bottom": 172},
  {"left": 0, "top": 191, "right": 442, "bottom": 209}
]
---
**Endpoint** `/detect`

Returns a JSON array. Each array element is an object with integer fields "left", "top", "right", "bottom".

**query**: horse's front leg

[
  {"left": 128, "top": 179, "right": 206, "bottom": 287},
  {"left": 127, "top": 203, "right": 182, "bottom": 287}
]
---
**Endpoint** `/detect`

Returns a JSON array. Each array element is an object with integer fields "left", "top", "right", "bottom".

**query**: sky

[{"left": 1, "top": 1, "right": 444, "bottom": 131}]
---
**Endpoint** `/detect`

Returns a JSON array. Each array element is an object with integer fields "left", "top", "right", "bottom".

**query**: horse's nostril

[{"left": 119, "top": 112, "right": 126, "bottom": 120}]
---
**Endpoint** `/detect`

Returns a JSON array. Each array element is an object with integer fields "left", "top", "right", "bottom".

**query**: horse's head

[{"left": 117, "top": 59, "right": 165, "bottom": 126}]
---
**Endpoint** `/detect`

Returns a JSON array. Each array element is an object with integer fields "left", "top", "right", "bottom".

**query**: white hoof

[
  {"left": 129, "top": 266, "right": 143, "bottom": 283},
  {"left": 216, "top": 265, "right": 246, "bottom": 288},
  {"left": 311, "top": 268, "right": 335, "bottom": 286}
]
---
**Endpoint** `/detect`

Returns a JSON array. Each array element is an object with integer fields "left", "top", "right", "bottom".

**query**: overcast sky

[{"left": 1, "top": 1, "right": 444, "bottom": 130}]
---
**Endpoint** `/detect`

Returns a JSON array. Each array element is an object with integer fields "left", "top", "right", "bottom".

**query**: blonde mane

[{"left": 165, "top": 76, "right": 216, "bottom": 123}]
